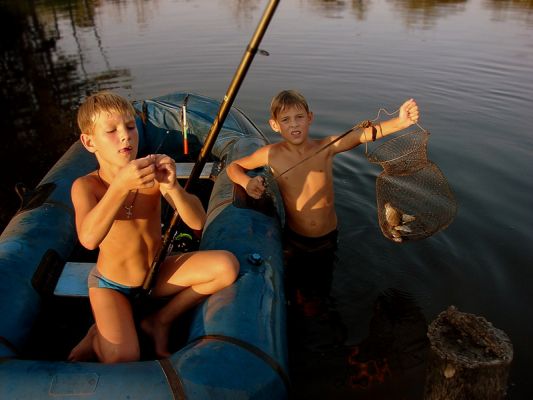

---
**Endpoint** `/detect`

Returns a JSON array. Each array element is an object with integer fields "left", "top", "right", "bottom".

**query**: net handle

[{"left": 363, "top": 106, "right": 427, "bottom": 156}]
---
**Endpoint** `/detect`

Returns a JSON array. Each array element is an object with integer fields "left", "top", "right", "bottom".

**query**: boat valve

[{"left": 248, "top": 253, "right": 263, "bottom": 266}]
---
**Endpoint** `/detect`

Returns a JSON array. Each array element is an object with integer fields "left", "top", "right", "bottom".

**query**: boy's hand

[
  {"left": 398, "top": 98, "right": 419, "bottom": 128},
  {"left": 153, "top": 154, "right": 178, "bottom": 191},
  {"left": 114, "top": 155, "right": 157, "bottom": 192},
  {"left": 246, "top": 176, "right": 265, "bottom": 199}
]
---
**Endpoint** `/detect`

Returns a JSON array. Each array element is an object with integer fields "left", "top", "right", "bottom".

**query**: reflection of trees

[
  {"left": 308, "top": 0, "right": 371, "bottom": 20},
  {"left": 227, "top": 0, "right": 262, "bottom": 24},
  {"left": 485, "top": 0, "right": 533, "bottom": 26},
  {"left": 387, "top": 0, "right": 467, "bottom": 28},
  {"left": 307, "top": 0, "right": 532, "bottom": 26},
  {"left": 0, "top": 0, "right": 131, "bottom": 232}
]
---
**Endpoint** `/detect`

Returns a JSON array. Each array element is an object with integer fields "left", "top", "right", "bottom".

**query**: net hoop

[{"left": 366, "top": 129, "right": 430, "bottom": 175}]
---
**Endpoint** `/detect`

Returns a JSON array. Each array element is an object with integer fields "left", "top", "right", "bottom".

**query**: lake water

[{"left": 1, "top": 0, "right": 532, "bottom": 398}]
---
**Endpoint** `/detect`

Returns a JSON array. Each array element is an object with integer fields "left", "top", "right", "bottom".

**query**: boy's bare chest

[{"left": 270, "top": 146, "right": 333, "bottom": 182}]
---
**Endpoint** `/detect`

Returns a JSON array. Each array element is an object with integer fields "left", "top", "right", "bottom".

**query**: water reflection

[
  {"left": 289, "top": 285, "right": 429, "bottom": 399},
  {"left": 0, "top": 0, "right": 131, "bottom": 231},
  {"left": 485, "top": 0, "right": 533, "bottom": 26}
]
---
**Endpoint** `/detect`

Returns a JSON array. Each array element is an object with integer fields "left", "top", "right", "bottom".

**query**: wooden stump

[{"left": 424, "top": 306, "right": 513, "bottom": 400}]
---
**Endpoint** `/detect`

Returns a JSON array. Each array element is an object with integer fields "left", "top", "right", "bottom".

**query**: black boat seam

[
  {"left": 194, "top": 334, "right": 291, "bottom": 392},
  {"left": 0, "top": 336, "right": 20, "bottom": 357},
  {"left": 158, "top": 358, "right": 186, "bottom": 400}
]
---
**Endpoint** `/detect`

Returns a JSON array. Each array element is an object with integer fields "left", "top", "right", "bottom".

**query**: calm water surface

[{"left": 1, "top": 0, "right": 532, "bottom": 398}]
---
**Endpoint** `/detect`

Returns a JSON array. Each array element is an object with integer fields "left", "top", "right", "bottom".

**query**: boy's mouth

[{"left": 119, "top": 146, "right": 133, "bottom": 154}]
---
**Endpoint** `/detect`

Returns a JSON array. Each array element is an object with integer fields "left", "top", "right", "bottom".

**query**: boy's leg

[
  {"left": 69, "top": 288, "right": 139, "bottom": 363},
  {"left": 142, "top": 250, "right": 239, "bottom": 358}
]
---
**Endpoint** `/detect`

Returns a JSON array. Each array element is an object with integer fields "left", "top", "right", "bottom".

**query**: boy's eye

[
  {"left": 106, "top": 128, "right": 117, "bottom": 133},
  {"left": 127, "top": 125, "right": 136, "bottom": 130}
]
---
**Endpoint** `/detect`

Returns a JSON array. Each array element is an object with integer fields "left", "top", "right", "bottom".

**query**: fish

[
  {"left": 390, "top": 229, "right": 403, "bottom": 243},
  {"left": 384, "top": 202, "right": 416, "bottom": 242},
  {"left": 402, "top": 213, "right": 416, "bottom": 223},
  {"left": 394, "top": 225, "right": 412, "bottom": 233},
  {"left": 384, "top": 203, "right": 401, "bottom": 227}
]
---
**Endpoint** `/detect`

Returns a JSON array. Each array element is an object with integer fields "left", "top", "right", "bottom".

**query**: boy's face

[
  {"left": 80, "top": 110, "right": 139, "bottom": 167},
  {"left": 269, "top": 105, "right": 313, "bottom": 146}
]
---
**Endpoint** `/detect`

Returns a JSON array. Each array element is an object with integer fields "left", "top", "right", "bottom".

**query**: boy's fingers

[{"left": 134, "top": 155, "right": 156, "bottom": 167}]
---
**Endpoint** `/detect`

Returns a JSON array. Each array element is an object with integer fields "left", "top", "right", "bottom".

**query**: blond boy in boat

[{"left": 69, "top": 91, "right": 239, "bottom": 363}]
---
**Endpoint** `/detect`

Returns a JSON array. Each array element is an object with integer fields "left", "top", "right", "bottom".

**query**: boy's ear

[
  {"left": 80, "top": 133, "right": 97, "bottom": 153},
  {"left": 269, "top": 118, "right": 280, "bottom": 133}
]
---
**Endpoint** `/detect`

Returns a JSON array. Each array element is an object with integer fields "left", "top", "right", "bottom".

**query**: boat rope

[
  {"left": 158, "top": 358, "right": 187, "bottom": 400},
  {"left": 191, "top": 334, "right": 292, "bottom": 393}
]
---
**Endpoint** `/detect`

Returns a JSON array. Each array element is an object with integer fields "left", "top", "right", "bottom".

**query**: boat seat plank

[
  {"left": 176, "top": 162, "right": 214, "bottom": 179},
  {"left": 54, "top": 262, "right": 94, "bottom": 297}
]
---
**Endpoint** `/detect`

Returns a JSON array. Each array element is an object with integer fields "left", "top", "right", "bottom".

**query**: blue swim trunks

[{"left": 88, "top": 267, "right": 142, "bottom": 299}]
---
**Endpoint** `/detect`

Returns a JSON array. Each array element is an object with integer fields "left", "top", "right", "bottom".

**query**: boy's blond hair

[
  {"left": 270, "top": 90, "right": 309, "bottom": 120},
  {"left": 77, "top": 91, "right": 136, "bottom": 135}
]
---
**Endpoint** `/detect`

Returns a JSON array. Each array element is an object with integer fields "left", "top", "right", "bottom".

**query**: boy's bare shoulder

[
  {"left": 74, "top": 171, "right": 99, "bottom": 186},
  {"left": 71, "top": 171, "right": 100, "bottom": 196}
]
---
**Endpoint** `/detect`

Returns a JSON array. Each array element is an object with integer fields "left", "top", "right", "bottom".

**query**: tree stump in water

[{"left": 424, "top": 306, "right": 513, "bottom": 400}]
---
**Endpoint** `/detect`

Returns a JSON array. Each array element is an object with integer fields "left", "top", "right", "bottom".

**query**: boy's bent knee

[{"left": 217, "top": 251, "right": 239, "bottom": 286}]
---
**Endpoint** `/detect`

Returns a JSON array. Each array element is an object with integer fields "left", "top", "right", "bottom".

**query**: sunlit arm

[
  {"left": 72, "top": 178, "right": 129, "bottom": 250},
  {"left": 162, "top": 182, "right": 206, "bottom": 230},
  {"left": 332, "top": 98, "right": 420, "bottom": 154},
  {"left": 153, "top": 154, "right": 206, "bottom": 230}
]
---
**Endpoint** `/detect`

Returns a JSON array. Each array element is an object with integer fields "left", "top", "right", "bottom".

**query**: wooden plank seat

[
  {"left": 54, "top": 262, "right": 94, "bottom": 297},
  {"left": 175, "top": 162, "right": 215, "bottom": 179}
]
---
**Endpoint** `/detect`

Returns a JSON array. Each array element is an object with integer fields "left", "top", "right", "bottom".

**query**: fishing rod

[{"left": 142, "top": 0, "right": 280, "bottom": 294}]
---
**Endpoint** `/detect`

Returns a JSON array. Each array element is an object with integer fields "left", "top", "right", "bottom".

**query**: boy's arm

[
  {"left": 154, "top": 154, "right": 206, "bottom": 231},
  {"left": 227, "top": 146, "right": 270, "bottom": 199},
  {"left": 72, "top": 177, "right": 126, "bottom": 250},
  {"left": 331, "top": 98, "right": 419, "bottom": 154}
]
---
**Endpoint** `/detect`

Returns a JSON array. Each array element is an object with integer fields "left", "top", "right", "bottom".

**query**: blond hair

[
  {"left": 270, "top": 90, "right": 309, "bottom": 120},
  {"left": 77, "top": 91, "right": 136, "bottom": 135}
]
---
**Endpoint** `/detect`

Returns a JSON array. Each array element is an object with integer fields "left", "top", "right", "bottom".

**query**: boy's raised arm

[
  {"left": 331, "top": 98, "right": 419, "bottom": 154},
  {"left": 368, "top": 98, "right": 419, "bottom": 142}
]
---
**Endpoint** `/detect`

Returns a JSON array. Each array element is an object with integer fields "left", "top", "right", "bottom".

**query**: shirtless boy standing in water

[
  {"left": 227, "top": 90, "right": 419, "bottom": 246},
  {"left": 227, "top": 90, "right": 418, "bottom": 315},
  {"left": 69, "top": 91, "right": 239, "bottom": 363}
]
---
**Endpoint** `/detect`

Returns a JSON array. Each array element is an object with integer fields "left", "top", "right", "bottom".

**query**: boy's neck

[{"left": 95, "top": 163, "right": 121, "bottom": 182}]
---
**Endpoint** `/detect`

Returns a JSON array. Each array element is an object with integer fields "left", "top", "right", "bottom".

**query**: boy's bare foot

[
  {"left": 141, "top": 315, "right": 171, "bottom": 359},
  {"left": 68, "top": 324, "right": 97, "bottom": 361}
]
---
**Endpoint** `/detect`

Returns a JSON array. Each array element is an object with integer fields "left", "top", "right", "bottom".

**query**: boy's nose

[{"left": 119, "top": 127, "right": 130, "bottom": 141}]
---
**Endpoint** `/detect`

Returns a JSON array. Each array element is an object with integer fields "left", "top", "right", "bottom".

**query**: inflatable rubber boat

[{"left": 0, "top": 92, "right": 289, "bottom": 399}]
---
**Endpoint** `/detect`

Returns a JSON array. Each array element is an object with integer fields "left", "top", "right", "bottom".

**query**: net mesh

[{"left": 366, "top": 129, "right": 456, "bottom": 243}]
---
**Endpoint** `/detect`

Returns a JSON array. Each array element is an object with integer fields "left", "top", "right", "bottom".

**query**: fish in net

[{"left": 366, "top": 128, "right": 456, "bottom": 243}]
